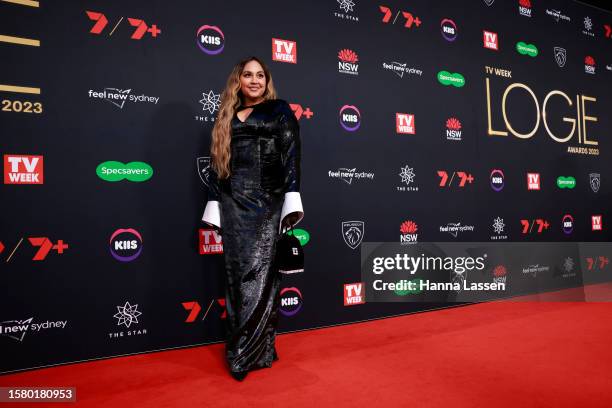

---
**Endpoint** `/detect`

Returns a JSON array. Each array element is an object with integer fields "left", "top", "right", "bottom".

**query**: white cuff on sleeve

[
  {"left": 202, "top": 200, "right": 221, "bottom": 229},
  {"left": 279, "top": 192, "right": 304, "bottom": 233}
]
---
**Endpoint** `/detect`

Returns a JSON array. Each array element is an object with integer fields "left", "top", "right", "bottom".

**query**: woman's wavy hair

[{"left": 211, "top": 56, "right": 277, "bottom": 179}]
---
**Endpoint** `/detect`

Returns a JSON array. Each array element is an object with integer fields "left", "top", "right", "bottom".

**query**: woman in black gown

[{"left": 202, "top": 56, "right": 304, "bottom": 381}]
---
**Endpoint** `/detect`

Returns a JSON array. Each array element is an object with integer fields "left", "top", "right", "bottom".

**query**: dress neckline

[{"left": 235, "top": 99, "right": 268, "bottom": 123}]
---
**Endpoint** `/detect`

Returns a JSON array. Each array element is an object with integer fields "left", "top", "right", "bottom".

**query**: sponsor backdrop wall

[{"left": 1, "top": 0, "right": 611, "bottom": 373}]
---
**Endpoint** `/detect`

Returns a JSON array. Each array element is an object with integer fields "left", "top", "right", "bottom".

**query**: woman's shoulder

[{"left": 264, "top": 99, "right": 294, "bottom": 119}]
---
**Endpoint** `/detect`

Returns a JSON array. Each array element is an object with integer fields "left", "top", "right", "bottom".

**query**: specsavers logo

[{"left": 96, "top": 161, "right": 153, "bottom": 182}]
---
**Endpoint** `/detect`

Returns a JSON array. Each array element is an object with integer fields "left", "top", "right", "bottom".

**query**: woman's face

[{"left": 240, "top": 60, "right": 266, "bottom": 103}]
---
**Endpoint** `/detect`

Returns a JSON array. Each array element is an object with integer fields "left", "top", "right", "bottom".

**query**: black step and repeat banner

[{"left": 1, "top": 0, "right": 611, "bottom": 374}]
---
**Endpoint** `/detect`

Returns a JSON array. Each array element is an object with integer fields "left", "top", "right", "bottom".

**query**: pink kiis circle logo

[
  {"left": 197, "top": 25, "right": 224, "bottom": 55},
  {"left": 110, "top": 228, "right": 143, "bottom": 262},
  {"left": 340, "top": 105, "right": 361, "bottom": 131},
  {"left": 279, "top": 287, "right": 303, "bottom": 316}
]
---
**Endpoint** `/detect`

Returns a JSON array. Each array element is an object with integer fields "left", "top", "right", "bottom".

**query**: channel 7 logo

[{"left": 86, "top": 11, "right": 161, "bottom": 40}]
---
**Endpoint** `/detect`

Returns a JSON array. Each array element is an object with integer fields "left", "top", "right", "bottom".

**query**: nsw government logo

[
  {"left": 518, "top": 0, "right": 532, "bottom": 17},
  {"left": 110, "top": 228, "right": 143, "bottom": 262},
  {"left": 585, "top": 56, "right": 596, "bottom": 74},
  {"left": 339, "top": 105, "right": 361, "bottom": 131},
  {"left": 342, "top": 221, "right": 364, "bottom": 249},
  {"left": 197, "top": 25, "right": 224, "bottom": 55},
  {"left": 400, "top": 220, "right": 418, "bottom": 244},
  {"left": 446, "top": 117, "right": 462, "bottom": 141},
  {"left": 338, "top": 49, "right": 359, "bottom": 75}
]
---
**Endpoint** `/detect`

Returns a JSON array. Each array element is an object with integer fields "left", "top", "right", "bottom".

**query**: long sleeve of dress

[
  {"left": 277, "top": 102, "right": 304, "bottom": 232},
  {"left": 201, "top": 163, "right": 222, "bottom": 229}
]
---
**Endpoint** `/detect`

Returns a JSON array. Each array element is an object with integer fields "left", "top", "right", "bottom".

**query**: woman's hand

[{"left": 281, "top": 212, "right": 300, "bottom": 229}]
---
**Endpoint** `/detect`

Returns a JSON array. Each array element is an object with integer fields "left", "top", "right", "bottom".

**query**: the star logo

[
  {"left": 563, "top": 257, "right": 574, "bottom": 273},
  {"left": 113, "top": 301, "right": 142, "bottom": 328},
  {"left": 399, "top": 166, "right": 415, "bottom": 185},
  {"left": 584, "top": 16, "right": 593, "bottom": 31},
  {"left": 493, "top": 217, "right": 505, "bottom": 234},
  {"left": 337, "top": 0, "right": 355, "bottom": 13},
  {"left": 199, "top": 90, "right": 221, "bottom": 115}
]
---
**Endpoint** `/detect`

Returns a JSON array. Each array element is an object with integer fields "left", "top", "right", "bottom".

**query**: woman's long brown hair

[{"left": 211, "top": 56, "right": 277, "bottom": 179}]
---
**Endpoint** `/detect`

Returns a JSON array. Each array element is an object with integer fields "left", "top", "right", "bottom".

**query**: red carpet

[{"left": 2, "top": 286, "right": 612, "bottom": 408}]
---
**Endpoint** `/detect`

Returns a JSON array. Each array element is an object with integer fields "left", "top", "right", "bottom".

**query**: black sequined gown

[{"left": 204, "top": 99, "right": 302, "bottom": 375}]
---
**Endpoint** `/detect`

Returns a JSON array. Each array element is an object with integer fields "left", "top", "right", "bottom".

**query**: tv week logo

[
  {"left": 592, "top": 215, "right": 603, "bottom": 231},
  {"left": 396, "top": 113, "right": 415, "bottom": 134},
  {"left": 344, "top": 282, "right": 365, "bottom": 306},
  {"left": 483, "top": 31, "right": 499, "bottom": 50},
  {"left": 527, "top": 173, "right": 540, "bottom": 190},
  {"left": 199, "top": 228, "right": 223, "bottom": 254},
  {"left": 4, "top": 155, "right": 43, "bottom": 184},
  {"left": 272, "top": 38, "right": 297, "bottom": 63}
]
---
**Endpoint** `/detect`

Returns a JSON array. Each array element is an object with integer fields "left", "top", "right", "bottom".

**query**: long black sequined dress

[{"left": 202, "top": 99, "right": 303, "bottom": 376}]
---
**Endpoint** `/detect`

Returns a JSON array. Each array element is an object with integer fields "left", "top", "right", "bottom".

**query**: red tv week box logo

[
  {"left": 396, "top": 113, "right": 415, "bottom": 134},
  {"left": 4, "top": 155, "right": 44, "bottom": 184},
  {"left": 344, "top": 282, "right": 365, "bottom": 306},
  {"left": 483, "top": 31, "right": 499, "bottom": 50},
  {"left": 199, "top": 228, "right": 223, "bottom": 254},
  {"left": 592, "top": 215, "right": 603, "bottom": 231},
  {"left": 272, "top": 38, "right": 297, "bottom": 63}
]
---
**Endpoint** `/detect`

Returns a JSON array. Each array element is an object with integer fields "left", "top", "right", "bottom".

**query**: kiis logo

[
  {"left": 483, "top": 31, "right": 498, "bottom": 50},
  {"left": 344, "top": 282, "right": 365, "bottom": 306},
  {"left": 400, "top": 220, "right": 418, "bottom": 244},
  {"left": 585, "top": 56, "right": 596, "bottom": 74},
  {"left": 519, "top": 0, "right": 532, "bottom": 17},
  {"left": 96, "top": 161, "right": 153, "bottom": 182},
  {"left": 438, "top": 171, "right": 474, "bottom": 188},
  {"left": 437, "top": 71, "right": 465, "bottom": 88},
  {"left": 396, "top": 113, "right": 415, "bottom": 134},
  {"left": 379, "top": 6, "right": 421, "bottom": 28},
  {"left": 516, "top": 42, "right": 538, "bottom": 57},
  {"left": 110, "top": 229, "right": 143, "bottom": 262},
  {"left": 199, "top": 228, "right": 223, "bottom": 254},
  {"left": 490, "top": 169, "right": 504, "bottom": 191},
  {"left": 556, "top": 176, "right": 576, "bottom": 189},
  {"left": 338, "top": 49, "right": 359, "bottom": 75},
  {"left": 562, "top": 214, "right": 574, "bottom": 235},
  {"left": 4, "top": 155, "right": 43, "bottom": 184},
  {"left": 340, "top": 105, "right": 361, "bottom": 131},
  {"left": 182, "top": 300, "right": 226, "bottom": 322},
  {"left": 441, "top": 19, "right": 457, "bottom": 41},
  {"left": 86, "top": 11, "right": 161, "bottom": 40},
  {"left": 88, "top": 88, "right": 159, "bottom": 109},
  {"left": 592, "top": 215, "right": 603, "bottom": 231},
  {"left": 197, "top": 25, "right": 224, "bottom": 55},
  {"left": 279, "top": 287, "right": 303, "bottom": 316},
  {"left": 272, "top": 38, "right": 297, "bottom": 63},
  {"left": 527, "top": 173, "right": 540, "bottom": 190},
  {"left": 521, "top": 219, "right": 549, "bottom": 234},
  {"left": 446, "top": 117, "right": 462, "bottom": 141}
]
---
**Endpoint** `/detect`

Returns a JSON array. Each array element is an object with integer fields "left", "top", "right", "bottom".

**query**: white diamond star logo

[
  {"left": 584, "top": 16, "right": 593, "bottom": 31},
  {"left": 338, "top": 0, "right": 355, "bottom": 13},
  {"left": 493, "top": 217, "right": 505, "bottom": 234},
  {"left": 399, "top": 165, "right": 415, "bottom": 185},
  {"left": 113, "top": 301, "right": 142, "bottom": 328},
  {"left": 563, "top": 257, "right": 574, "bottom": 273},
  {"left": 199, "top": 90, "right": 221, "bottom": 115}
]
